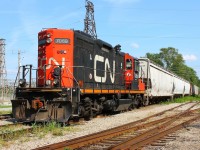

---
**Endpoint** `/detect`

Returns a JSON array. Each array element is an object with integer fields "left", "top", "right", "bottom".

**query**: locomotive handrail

[
  {"left": 13, "top": 66, "right": 22, "bottom": 89},
  {"left": 14, "top": 65, "right": 37, "bottom": 88},
  {"left": 16, "top": 64, "right": 128, "bottom": 91},
  {"left": 13, "top": 66, "right": 22, "bottom": 98}
]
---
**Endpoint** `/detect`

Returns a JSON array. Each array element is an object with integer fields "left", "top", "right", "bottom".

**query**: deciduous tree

[{"left": 145, "top": 47, "right": 199, "bottom": 86}]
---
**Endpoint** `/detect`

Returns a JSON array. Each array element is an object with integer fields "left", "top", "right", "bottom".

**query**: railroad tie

[{"left": 151, "top": 143, "right": 166, "bottom": 146}]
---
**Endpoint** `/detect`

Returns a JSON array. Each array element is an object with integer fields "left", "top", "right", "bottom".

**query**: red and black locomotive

[{"left": 12, "top": 28, "right": 146, "bottom": 123}]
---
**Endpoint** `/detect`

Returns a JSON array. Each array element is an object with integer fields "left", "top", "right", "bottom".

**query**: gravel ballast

[{"left": 1, "top": 102, "right": 200, "bottom": 150}]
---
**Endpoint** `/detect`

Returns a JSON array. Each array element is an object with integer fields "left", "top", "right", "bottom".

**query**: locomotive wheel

[
  {"left": 133, "top": 98, "right": 139, "bottom": 108},
  {"left": 84, "top": 106, "right": 93, "bottom": 121},
  {"left": 128, "top": 104, "right": 134, "bottom": 111},
  {"left": 133, "top": 96, "right": 142, "bottom": 109},
  {"left": 83, "top": 97, "right": 93, "bottom": 121}
]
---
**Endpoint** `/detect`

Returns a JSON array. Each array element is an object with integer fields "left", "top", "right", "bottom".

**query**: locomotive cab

[{"left": 124, "top": 54, "right": 145, "bottom": 91}]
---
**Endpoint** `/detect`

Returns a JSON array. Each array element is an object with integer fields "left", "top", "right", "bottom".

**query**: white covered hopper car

[{"left": 139, "top": 58, "right": 195, "bottom": 103}]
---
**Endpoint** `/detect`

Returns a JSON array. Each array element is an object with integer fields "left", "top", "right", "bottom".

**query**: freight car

[
  {"left": 11, "top": 28, "right": 146, "bottom": 123},
  {"left": 191, "top": 85, "right": 199, "bottom": 96},
  {"left": 139, "top": 58, "right": 196, "bottom": 104}
]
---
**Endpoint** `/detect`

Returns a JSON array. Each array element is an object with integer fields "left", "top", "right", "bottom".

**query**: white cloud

[
  {"left": 131, "top": 42, "right": 139, "bottom": 49},
  {"left": 183, "top": 54, "right": 197, "bottom": 61},
  {"left": 104, "top": 0, "right": 140, "bottom": 5}
]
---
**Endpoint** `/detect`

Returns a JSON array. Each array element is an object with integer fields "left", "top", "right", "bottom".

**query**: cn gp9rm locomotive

[{"left": 12, "top": 29, "right": 146, "bottom": 123}]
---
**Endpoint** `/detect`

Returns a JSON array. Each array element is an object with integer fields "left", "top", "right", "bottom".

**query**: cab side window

[
  {"left": 134, "top": 60, "right": 139, "bottom": 79},
  {"left": 126, "top": 59, "right": 132, "bottom": 70}
]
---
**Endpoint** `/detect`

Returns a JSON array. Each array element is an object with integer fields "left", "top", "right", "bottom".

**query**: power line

[
  {"left": 97, "top": 20, "right": 200, "bottom": 27},
  {"left": 96, "top": 6, "right": 200, "bottom": 12},
  {"left": 98, "top": 34, "right": 200, "bottom": 39}
]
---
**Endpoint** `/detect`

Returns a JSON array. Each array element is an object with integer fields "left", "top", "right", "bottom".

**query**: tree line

[{"left": 145, "top": 47, "right": 200, "bottom": 87}]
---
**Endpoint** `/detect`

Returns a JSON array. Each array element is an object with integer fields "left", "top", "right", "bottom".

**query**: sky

[{"left": 0, "top": 0, "right": 200, "bottom": 80}]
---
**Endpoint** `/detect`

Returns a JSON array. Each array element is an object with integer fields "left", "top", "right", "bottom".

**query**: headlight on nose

[
  {"left": 46, "top": 38, "right": 52, "bottom": 44},
  {"left": 46, "top": 80, "right": 51, "bottom": 86},
  {"left": 46, "top": 33, "right": 51, "bottom": 38}
]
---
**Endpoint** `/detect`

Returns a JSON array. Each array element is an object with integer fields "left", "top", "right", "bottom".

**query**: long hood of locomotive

[{"left": 38, "top": 29, "right": 124, "bottom": 88}]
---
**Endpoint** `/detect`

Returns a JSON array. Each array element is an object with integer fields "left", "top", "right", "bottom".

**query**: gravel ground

[
  {"left": 144, "top": 119, "right": 200, "bottom": 150},
  {"left": 162, "top": 119, "right": 200, "bottom": 150},
  {"left": 1, "top": 102, "right": 200, "bottom": 150}
]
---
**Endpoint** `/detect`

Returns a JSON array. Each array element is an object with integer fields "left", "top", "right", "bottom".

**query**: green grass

[
  {"left": 0, "top": 105, "right": 12, "bottom": 115},
  {"left": 32, "top": 122, "right": 64, "bottom": 137},
  {"left": 0, "top": 123, "right": 28, "bottom": 148},
  {"left": 161, "top": 96, "right": 200, "bottom": 104},
  {"left": 32, "top": 121, "right": 76, "bottom": 137},
  {"left": 0, "top": 125, "right": 34, "bottom": 148},
  {"left": 0, "top": 121, "right": 77, "bottom": 148},
  {"left": 0, "top": 110, "right": 12, "bottom": 115},
  {"left": 0, "top": 105, "right": 11, "bottom": 109},
  {"left": 64, "top": 148, "right": 73, "bottom": 150}
]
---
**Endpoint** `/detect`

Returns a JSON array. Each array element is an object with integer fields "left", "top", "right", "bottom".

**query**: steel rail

[
  {"left": 110, "top": 102, "right": 200, "bottom": 150},
  {"left": 0, "top": 122, "right": 23, "bottom": 128},
  {"left": 130, "top": 115, "right": 200, "bottom": 150},
  {"left": 0, "top": 114, "right": 12, "bottom": 120},
  {"left": 34, "top": 102, "right": 196, "bottom": 150}
]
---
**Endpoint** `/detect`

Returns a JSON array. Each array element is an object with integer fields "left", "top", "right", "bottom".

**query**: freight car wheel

[{"left": 142, "top": 96, "right": 149, "bottom": 106}]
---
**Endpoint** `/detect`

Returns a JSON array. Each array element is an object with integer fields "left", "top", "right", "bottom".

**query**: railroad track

[
  {"left": 0, "top": 113, "right": 12, "bottom": 120},
  {"left": 34, "top": 101, "right": 200, "bottom": 150},
  {"left": 109, "top": 104, "right": 200, "bottom": 150},
  {"left": 0, "top": 122, "right": 23, "bottom": 128}
]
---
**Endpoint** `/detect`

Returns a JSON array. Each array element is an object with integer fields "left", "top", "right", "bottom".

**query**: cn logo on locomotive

[
  {"left": 38, "top": 57, "right": 65, "bottom": 69},
  {"left": 94, "top": 55, "right": 115, "bottom": 83}
]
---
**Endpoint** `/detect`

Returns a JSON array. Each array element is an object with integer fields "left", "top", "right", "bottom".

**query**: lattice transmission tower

[
  {"left": 0, "top": 39, "right": 8, "bottom": 101},
  {"left": 84, "top": 0, "right": 97, "bottom": 39}
]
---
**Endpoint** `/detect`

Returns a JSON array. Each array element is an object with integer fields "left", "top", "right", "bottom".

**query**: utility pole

[
  {"left": 0, "top": 39, "right": 8, "bottom": 101},
  {"left": 84, "top": 0, "right": 97, "bottom": 39},
  {"left": 18, "top": 49, "right": 21, "bottom": 82}
]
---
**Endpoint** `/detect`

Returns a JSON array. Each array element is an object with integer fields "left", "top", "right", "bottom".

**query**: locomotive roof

[
  {"left": 74, "top": 30, "right": 130, "bottom": 57},
  {"left": 75, "top": 30, "right": 113, "bottom": 50}
]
